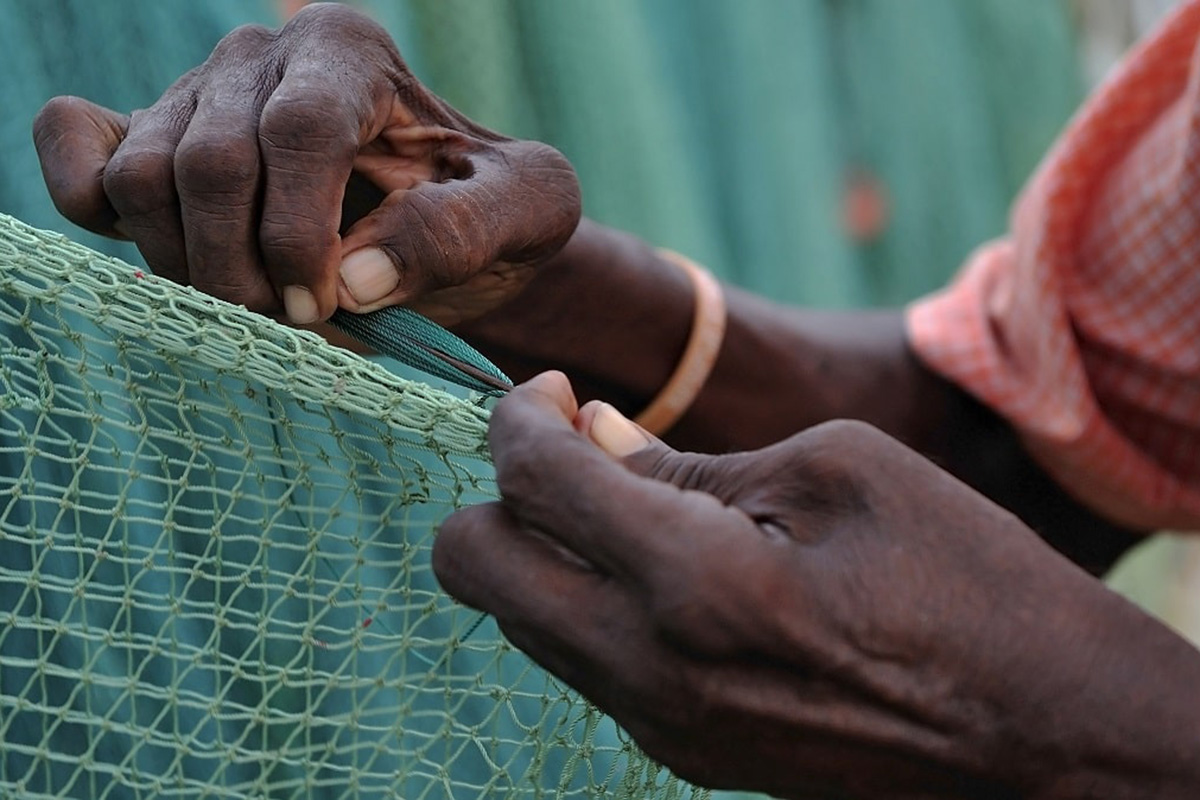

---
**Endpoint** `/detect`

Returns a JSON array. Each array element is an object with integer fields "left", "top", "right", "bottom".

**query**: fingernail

[
  {"left": 340, "top": 248, "right": 399, "bottom": 305},
  {"left": 283, "top": 285, "right": 320, "bottom": 324},
  {"left": 588, "top": 403, "right": 651, "bottom": 458}
]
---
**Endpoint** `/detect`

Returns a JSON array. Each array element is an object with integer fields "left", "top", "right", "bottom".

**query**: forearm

[
  {"left": 456, "top": 218, "right": 945, "bottom": 453},
  {"left": 456, "top": 219, "right": 1143, "bottom": 572}
]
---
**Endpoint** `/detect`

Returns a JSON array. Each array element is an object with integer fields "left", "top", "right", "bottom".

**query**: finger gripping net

[{"left": 0, "top": 214, "right": 701, "bottom": 800}]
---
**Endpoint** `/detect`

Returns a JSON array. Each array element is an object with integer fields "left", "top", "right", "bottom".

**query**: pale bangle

[{"left": 633, "top": 249, "right": 727, "bottom": 436}]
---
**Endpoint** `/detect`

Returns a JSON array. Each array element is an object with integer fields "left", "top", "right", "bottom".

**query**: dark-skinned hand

[
  {"left": 32, "top": 3, "right": 580, "bottom": 327},
  {"left": 434, "top": 372, "right": 1200, "bottom": 800}
]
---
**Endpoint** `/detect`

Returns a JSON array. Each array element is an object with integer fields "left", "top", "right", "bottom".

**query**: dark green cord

[{"left": 329, "top": 306, "right": 513, "bottom": 396}]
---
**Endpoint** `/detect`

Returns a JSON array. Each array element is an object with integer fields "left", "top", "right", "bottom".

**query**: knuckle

[
  {"left": 32, "top": 98, "right": 125, "bottom": 226},
  {"left": 431, "top": 515, "right": 470, "bottom": 586},
  {"left": 369, "top": 195, "right": 468, "bottom": 291},
  {"left": 646, "top": 513, "right": 784, "bottom": 653},
  {"left": 103, "top": 148, "right": 176, "bottom": 217},
  {"left": 631, "top": 450, "right": 758, "bottom": 507},
  {"left": 510, "top": 140, "right": 579, "bottom": 190},
  {"left": 259, "top": 91, "right": 358, "bottom": 156},
  {"left": 759, "top": 421, "right": 881, "bottom": 519},
  {"left": 210, "top": 23, "right": 274, "bottom": 58},
  {"left": 800, "top": 418, "right": 888, "bottom": 453},
  {"left": 789, "top": 419, "right": 887, "bottom": 481},
  {"left": 491, "top": 141, "right": 581, "bottom": 259},
  {"left": 407, "top": 192, "right": 472, "bottom": 279},
  {"left": 285, "top": 2, "right": 391, "bottom": 43},
  {"left": 175, "top": 135, "right": 259, "bottom": 200},
  {"left": 31, "top": 96, "right": 76, "bottom": 141}
]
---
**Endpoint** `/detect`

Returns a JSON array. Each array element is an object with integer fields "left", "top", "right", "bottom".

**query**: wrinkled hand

[
  {"left": 32, "top": 3, "right": 580, "bottom": 326},
  {"left": 434, "top": 373, "right": 1139, "bottom": 799}
]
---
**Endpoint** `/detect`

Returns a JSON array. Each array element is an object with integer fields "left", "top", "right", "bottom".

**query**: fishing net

[{"left": 0, "top": 212, "right": 701, "bottom": 800}]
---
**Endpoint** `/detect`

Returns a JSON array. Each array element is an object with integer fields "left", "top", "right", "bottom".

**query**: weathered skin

[
  {"left": 32, "top": 3, "right": 580, "bottom": 324},
  {"left": 32, "top": 5, "right": 1200, "bottom": 797},
  {"left": 435, "top": 373, "right": 1200, "bottom": 799}
]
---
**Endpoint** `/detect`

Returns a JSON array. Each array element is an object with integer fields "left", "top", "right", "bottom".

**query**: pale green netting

[{"left": 0, "top": 212, "right": 702, "bottom": 800}]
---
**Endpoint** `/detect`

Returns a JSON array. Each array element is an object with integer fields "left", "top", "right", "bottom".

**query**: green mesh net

[{"left": 0, "top": 213, "right": 702, "bottom": 800}]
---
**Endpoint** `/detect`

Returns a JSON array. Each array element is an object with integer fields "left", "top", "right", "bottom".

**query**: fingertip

[
  {"left": 314, "top": 278, "right": 340, "bottom": 321},
  {"left": 339, "top": 247, "right": 400, "bottom": 307},
  {"left": 431, "top": 503, "right": 525, "bottom": 611},
  {"left": 573, "top": 400, "right": 604, "bottom": 435},
  {"left": 33, "top": 96, "right": 128, "bottom": 235},
  {"left": 431, "top": 508, "right": 470, "bottom": 598},
  {"left": 282, "top": 285, "right": 320, "bottom": 325},
  {"left": 285, "top": 278, "right": 342, "bottom": 323},
  {"left": 520, "top": 371, "right": 579, "bottom": 419},
  {"left": 490, "top": 373, "right": 579, "bottom": 450},
  {"left": 583, "top": 402, "right": 652, "bottom": 458},
  {"left": 523, "top": 370, "right": 571, "bottom": 391}
]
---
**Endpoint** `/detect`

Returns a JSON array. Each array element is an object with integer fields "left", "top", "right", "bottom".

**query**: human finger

[
  {"left": 32, "top": 96, "right": 129, "bottom": 237},
  {"left": 435, "top": 502, "right": 852, "bottom": 800},
  {"left": 100, "top": 79, "right": 198, "bottom": 283},
  {"left": 255, "top": 71, "right": 371, "bottom": 322},
  {"left": 489, "top": 373, "right": 756, "bottom": 583},
  {"left": 433, "top": 501, "right": 656, "bottom": 708},
  {"left": 253, "top": 4, "right": 408, "bottom": 323},
  {"left": 175, "top": 24, "right": 277, "bottom": 311},
  {"left": 336, "top": 138, "right": 580, "bottom": 313}
]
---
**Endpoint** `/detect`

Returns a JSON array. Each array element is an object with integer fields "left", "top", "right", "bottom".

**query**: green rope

[{"left": 0, "top": 213, "right": 702, "bottom": 800}]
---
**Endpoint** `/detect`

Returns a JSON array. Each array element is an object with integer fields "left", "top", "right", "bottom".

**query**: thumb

[
  {"left": 33, "top": 96, "right": 130, "bottom": 237},
  {"left": 575, "top": 401, "right": 656, "bottom": 459},
  {"left": 335, "top": 180, "right": 499, "bottom": 313},
  {"left": 575, "top": 401, "right": 741, "bottom": 496},
  {"left": 336, "top": 140, "right": 580, "bottom": 313}
]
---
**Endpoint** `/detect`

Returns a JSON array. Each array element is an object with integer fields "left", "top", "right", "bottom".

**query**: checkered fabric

[{"left": 908, "top": 0, "right": 1200, "bottom": 531}]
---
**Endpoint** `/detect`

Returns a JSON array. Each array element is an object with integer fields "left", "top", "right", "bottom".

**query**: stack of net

[{"left": 0, "top": 213, "right": 702, "bottom": 800}]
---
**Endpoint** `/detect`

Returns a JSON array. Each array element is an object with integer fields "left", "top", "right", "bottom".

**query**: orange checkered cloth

[{"left": 908, "top": 0, "right": 1200, "bottom": 533}]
